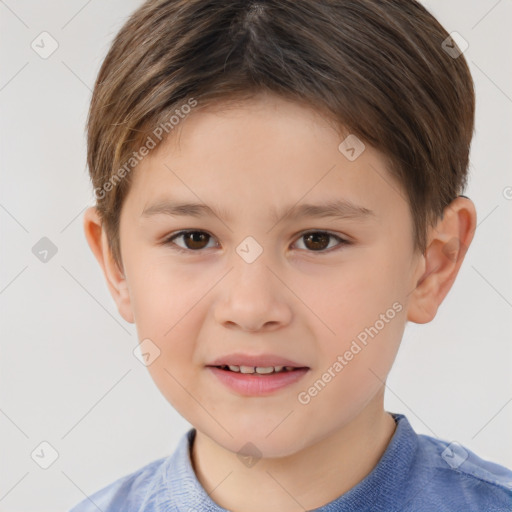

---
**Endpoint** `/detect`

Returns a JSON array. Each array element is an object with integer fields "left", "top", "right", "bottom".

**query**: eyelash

[{"left": 162, "top": 230, "right": 351, "bottom": 255}]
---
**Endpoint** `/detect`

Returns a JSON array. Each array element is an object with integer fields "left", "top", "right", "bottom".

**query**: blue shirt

[{"left": 69, "top": 413, "right": 512, "bottom": 511}]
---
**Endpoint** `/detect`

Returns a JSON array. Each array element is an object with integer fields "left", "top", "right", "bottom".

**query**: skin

[{"left": 84, "top": 92, "right": 477, "bottom": 512}]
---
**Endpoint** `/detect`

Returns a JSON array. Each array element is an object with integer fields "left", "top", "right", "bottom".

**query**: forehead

[{"left": 124, "top": 95, "right": 408, "bottom": 227}]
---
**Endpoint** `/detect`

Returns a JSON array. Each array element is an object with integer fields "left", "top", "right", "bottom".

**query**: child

[{"left": 71, "top": 0, "right": 512, "bottom": 510}]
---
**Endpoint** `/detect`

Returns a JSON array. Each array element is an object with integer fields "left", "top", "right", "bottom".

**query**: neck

[{"left": 190, "top": 393, "right": 397, "bottom": 512}]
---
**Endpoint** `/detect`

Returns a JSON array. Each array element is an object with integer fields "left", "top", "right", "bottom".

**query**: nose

[{"left": 213, "top": 255, "right": 293, "bottom": 333}]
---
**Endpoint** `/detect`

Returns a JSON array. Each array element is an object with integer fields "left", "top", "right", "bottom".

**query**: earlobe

[
  {"left": 406, "top": 197, "right": 477, "bottom": 324},
  {"left": 83, "top": 207, "right": 135, "bottom": 324}
]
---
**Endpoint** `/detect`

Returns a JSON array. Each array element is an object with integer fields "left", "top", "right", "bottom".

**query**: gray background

[{"left": 0, "top": 1, "right": 511, "bottom": 510}]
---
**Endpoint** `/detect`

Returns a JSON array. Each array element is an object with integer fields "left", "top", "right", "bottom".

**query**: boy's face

[{"left": 103, "top": 94, "right": 427, "bottom": 455}]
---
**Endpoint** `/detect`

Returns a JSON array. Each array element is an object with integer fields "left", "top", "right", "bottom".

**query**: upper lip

[{"left": 207, "top": 353, "right": 309, "bottom": 368}]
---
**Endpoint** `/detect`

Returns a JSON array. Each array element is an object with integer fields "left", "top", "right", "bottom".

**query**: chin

[{"left": 212, "top": 422, "right": 309, "bottom": 460}]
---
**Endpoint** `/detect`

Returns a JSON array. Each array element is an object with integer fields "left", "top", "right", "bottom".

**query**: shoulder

[
  {"left": 67, "top": 456, "right": 169, "bottom": 512},
  {"left": 406, "top": 430, "right": 512, "bottom": 511}
]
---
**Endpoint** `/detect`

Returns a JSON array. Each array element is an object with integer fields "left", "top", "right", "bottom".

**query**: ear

[
  {"left": 407, "top": 196, "right": 477, "bottom": 324},
  {"left": 83, "top": 207, "right": 135, "bottom": 324}
]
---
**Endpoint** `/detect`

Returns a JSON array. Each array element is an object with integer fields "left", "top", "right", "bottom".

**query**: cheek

[
  {"left": 298, "top": 247, "right": 408, "bottom": 378},
  {"left": 125, "top": 256, "right": 207, "bottom": 377},
  {"left": 126, "top": 253, "right": 198, "bottom": 328},
  {"left": 298, "top": 257, "right": 402, "bottom": 332}
]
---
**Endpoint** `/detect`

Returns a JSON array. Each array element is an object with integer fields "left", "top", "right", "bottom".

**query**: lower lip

[{"left": 206, "top": 366, "right": 310, "bottom": 396}]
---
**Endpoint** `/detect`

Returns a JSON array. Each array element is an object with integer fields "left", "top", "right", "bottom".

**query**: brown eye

[
  {"left": 303, "top": 232, "right": 330, "bottom": 251},
  {"left": 165, "top": 230, "right": 216, "bottom": 252},
  {"left": 183, "top": 231, "right": 210, "bottom": 249},
  {"left": 294, "top": 231, "right": 348, "bottom": 253},
  {"left": 164, "top": 230, "right": 348, "bottom": 255}
]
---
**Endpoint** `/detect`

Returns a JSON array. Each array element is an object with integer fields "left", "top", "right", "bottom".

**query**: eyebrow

[{"left": 141, "top": 198, "right": 376, "bottom": 224}]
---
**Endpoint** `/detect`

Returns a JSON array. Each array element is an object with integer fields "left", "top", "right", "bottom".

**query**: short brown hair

[{"left": 87, "top": 0, "right": 475, "bottom": 270}]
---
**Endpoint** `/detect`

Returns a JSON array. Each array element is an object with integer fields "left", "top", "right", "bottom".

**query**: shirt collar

[{"left": 153, "top": 413, "right": 418, "bottom": 511}]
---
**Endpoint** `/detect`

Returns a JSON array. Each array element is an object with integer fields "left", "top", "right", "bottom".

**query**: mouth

[
  {"left": 206, "top": 353, "right": 309, "bottom": 371},
  {"left": 206, "top": 365, "right": 310, "bottom": 395},
  {"left": 210, "top": 364, "right": 308, "bottom": 375},
  {"left": 205, "top": 353, "right": 310, "bottom": 395}
]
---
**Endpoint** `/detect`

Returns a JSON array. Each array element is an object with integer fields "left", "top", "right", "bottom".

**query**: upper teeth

[{"left": 226, "top": 365, "right": 294, "bottom": 374}]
